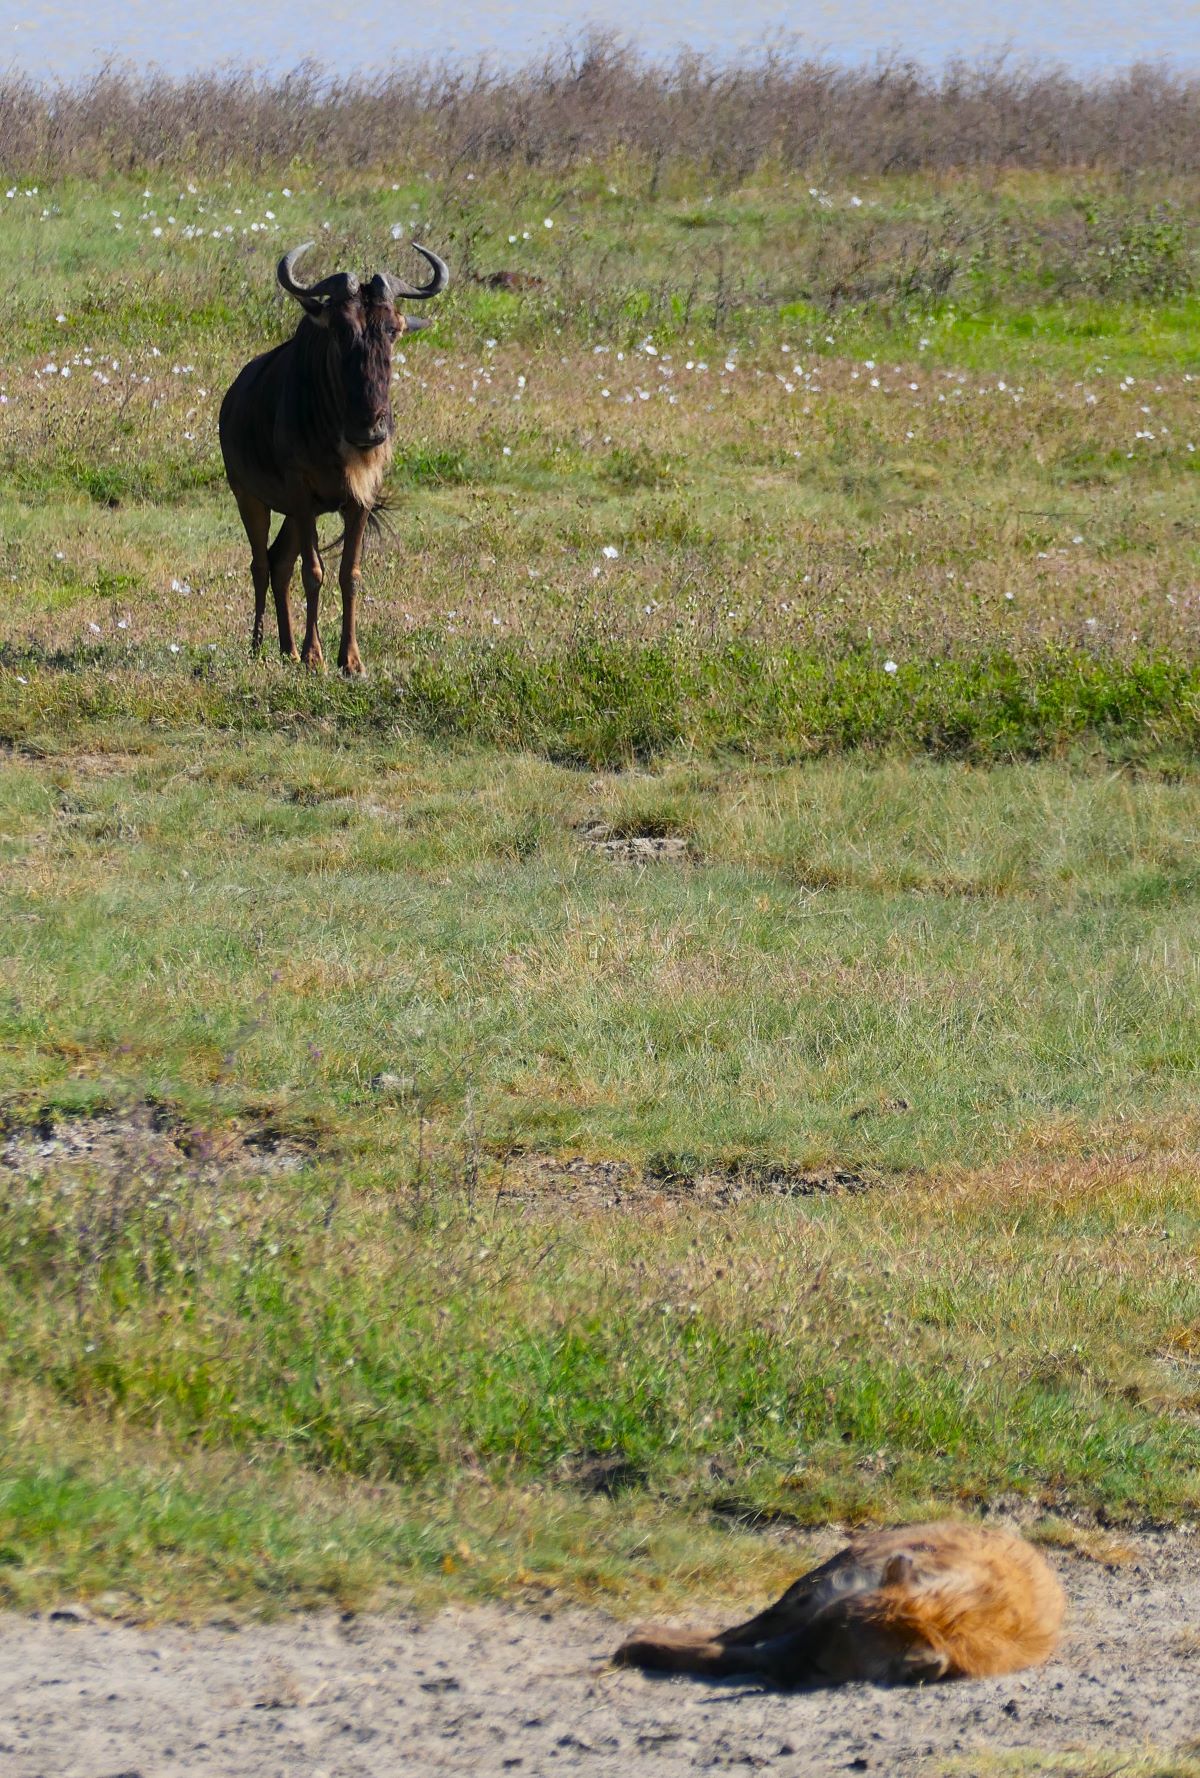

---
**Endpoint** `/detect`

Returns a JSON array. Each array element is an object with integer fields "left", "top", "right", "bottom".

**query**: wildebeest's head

[{"left": 277, "top": 242, "right": 449, "bottom": 450}]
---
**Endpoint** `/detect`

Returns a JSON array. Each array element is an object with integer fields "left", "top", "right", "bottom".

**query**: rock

[{"left": 371, "top": 1073, "right": 416, "bottom": 1097}]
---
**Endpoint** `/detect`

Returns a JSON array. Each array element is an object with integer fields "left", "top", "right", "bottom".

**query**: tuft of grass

[
  {"left": 390, "top": 443, "right": 474, "bottom": 487},
  {"left": 939, "top": 1753, "right": 1200, "bottom": 1778}
]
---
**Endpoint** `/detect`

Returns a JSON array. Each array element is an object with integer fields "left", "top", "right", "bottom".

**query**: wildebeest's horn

[
  {"left": 277, "top": 243, "right": 359, "bottom": 311},
  {"left": 382, "top": 243, "right": 449, "bottom": 301}
]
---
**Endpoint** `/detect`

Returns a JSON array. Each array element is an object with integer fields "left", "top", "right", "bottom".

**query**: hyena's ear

[{"left": 882, "top": 1553, "right": 917, "bottom": 1587}]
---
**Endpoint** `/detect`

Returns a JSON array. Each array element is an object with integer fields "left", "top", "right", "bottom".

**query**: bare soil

[
  {"left": 3, "top": 1532, "right": 1198, "bottom": 1776},
  {"left": 0, "top": 1108, "right": 312, "bottom": 1186},
  {"left": 577, "top": 821, "right": 690, "bottom": 864},
  {"left": 501, "top": 1151, "right": 874, "bottom": 1208}
]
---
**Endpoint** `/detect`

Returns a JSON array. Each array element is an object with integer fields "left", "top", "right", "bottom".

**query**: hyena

[{"left": 614, "top": 1522, "right": 1065, "bottom": 1687}]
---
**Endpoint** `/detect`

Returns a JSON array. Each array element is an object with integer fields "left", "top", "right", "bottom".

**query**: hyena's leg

[{"left": 711, "top": 1547, "right": 867, "bottom": 1648}]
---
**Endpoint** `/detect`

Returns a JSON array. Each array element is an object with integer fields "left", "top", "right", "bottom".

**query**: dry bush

[{"left": 4, "top": 40, "right": 1200, "bottom": 181}]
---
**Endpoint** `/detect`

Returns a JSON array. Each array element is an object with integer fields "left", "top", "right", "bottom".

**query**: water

[{"left": 4, "top": 0, "right": 1200, "bottom": 86}]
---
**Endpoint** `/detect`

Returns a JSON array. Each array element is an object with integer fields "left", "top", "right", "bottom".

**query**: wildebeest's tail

[
  {"left": 367, "top": 489, "right": 396, "bottom": 537},
  {"left": 323, "top": 495, "right": 395, "bottom": 553}
]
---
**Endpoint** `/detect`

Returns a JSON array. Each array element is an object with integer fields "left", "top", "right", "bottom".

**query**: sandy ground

[{"left": 2, "top": 1533, "right": 1198, "bottom": 1777}]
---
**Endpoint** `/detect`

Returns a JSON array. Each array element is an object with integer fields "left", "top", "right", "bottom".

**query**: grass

[
  {"left": 7, "top": 641, "right": 1200, "bottom": 769},
  {"left": 7, "top": 163, "right": 1200, "bottom": 761},
  {"left": 3, "top": 1144, "right": 1199, "bottom": 1621},
  {"left": 5, "top": 739, "right": 1200, "bottom": 1169},
  {"left": 2, "top": 137, "right": 1200, "bottom": 1651},
  {"left": 9, "top": 50, "right": 1200, "bottom": 183},
  {"left": 940, "top": 1753, "right": 1200, "bottom": 1777},
  {"left": 2, "top": 737, "right": 1200, "bottom": 1623}
]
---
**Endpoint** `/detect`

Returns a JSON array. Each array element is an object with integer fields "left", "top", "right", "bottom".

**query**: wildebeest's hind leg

[
  {"left": 267, "top": 515, "right": 300, "bottom": 659},
  {"left": 232, "top": 487, "right": 271, "bottom": 654}
]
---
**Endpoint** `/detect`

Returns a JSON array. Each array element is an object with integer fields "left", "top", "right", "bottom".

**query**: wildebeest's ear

[{"left": 399, "top": 316, "right": 431, "bottom": 334}]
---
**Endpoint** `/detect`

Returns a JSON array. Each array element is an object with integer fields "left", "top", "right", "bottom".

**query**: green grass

[
  {"left": 4, "top": 738, "right": 1200, "bottom": 1169},
  {"left": 4, "top": 159, "right": 1200, "bottom": 1622},
  {"left": 2, "top": 736, "right": 1200, "bottom": 1617},
  {"left": 3, "top": 1142, "right": 1199, "bottom": 1619},
  {"left": 5, "top": 640, "right": 1200, "bottom": 768}
]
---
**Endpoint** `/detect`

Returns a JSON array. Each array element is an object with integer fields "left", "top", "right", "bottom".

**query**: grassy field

[
  {"left": 2, "top": 118, "right": 1200, "bottom": 1631},
  {"left": 7, "top": 161, "right": 1200, "bottom": 762}
]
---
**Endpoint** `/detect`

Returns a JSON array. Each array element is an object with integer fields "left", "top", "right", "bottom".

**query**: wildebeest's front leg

[
  {"left": 299, "top": 513, "right": 325, "bottom": 670},
  {"left": 232, "top": 487, "right": 271, "bottom": 654},
  {"left": 267, "top": 515, "right": 300, "bottom": 659},
  {"left": 338, "top": 503, "right": 371, "bottom": 676}
]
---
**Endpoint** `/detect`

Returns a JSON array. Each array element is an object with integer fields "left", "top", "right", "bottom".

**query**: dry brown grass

[{"left": 6, "top": 328, "right": 1200, "bottom": 666}]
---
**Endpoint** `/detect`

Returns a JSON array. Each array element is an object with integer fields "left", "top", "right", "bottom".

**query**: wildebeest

[
  {"left": 219, "top": 241, "right": 449, "bottom": 675},
  {"left": 614, "top": 1521, "right": 1066, "bottom": 1687}
]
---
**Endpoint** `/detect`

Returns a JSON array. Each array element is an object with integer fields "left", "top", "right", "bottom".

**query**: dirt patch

[
  {"left": 6, "top": 743, "right": 144, "bottom": 779},
  {"left": 578, "top": 822, "right": 690, "bottom": 864},
  {"left": 499, "top": 1153, "right": 875, "bottom": 1208},
  {"left": 0, "top": 1106, "right": 313, "bottom": 1186},
  {"left": 503, "top": 1152, "right": 637, "bottom": 1204},
  {"left": 2, "top": 1532, "right": 1198, "bottom": 1777},
  {"left": 295, "top": 791, "right": 394, "bottom": 819},
  {"left": 556, "top": 1448, "right": 647, "bottom": 1496},
  {"left": 53, "top": 751, "right": 142, "bottom": 779},
  {"left": 849, "top": 1096, "right": 911, "bottom": 1122},
  {"left": 649, "top": 1162, "right": 874, "bottom": 1205}
]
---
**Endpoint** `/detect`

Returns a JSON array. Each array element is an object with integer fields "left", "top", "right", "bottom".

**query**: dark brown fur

[
  {"left": 614, "top": 1522, "right": 1066, "bottom": 1688},
  {"left": 218, "top": 243, "right": 447, "bottom": 675}
]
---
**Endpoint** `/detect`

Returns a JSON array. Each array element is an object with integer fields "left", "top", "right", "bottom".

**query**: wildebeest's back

[{"left": 218, "top": 340, "right": 296, "bottom": 505}]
